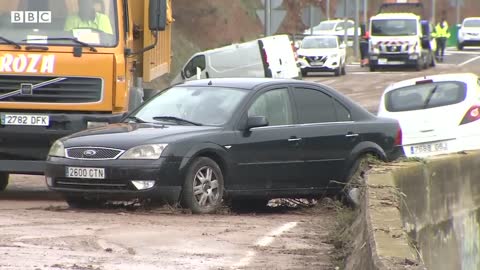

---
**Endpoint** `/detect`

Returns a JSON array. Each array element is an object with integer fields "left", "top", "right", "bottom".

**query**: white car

[
  {"left": 377, "top": 73, "right": 480, "bottom": 158},
  {"left": 457, "top": 17, "right": 480, "bottom": 50},
  {"left": 296, "top": 35, "right": 347, "bottom": 77},
  {"left": 304, "top": 19, "right": 359, "bottom": 37}
]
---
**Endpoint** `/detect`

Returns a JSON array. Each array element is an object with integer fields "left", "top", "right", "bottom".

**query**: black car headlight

[
  {"left": 48, "top": 140, "right": 65, "bottom": 157},
  {"left": 119, "top": 144, "right": 168, "bottom": 160}
]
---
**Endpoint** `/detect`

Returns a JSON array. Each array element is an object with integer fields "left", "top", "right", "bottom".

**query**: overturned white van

[{"left": 172, "top": 35, "right": 300, "bottom": 84}]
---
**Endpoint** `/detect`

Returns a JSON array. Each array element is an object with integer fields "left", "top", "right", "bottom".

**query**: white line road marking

[
  {"left": 458, "top": 56, "right": 480, "bottom": 67},
  {"left": 316, "top": 79, "right": 337, "bottom": 85},
  {"left": 231, "top": 222, "right": 298, "bottom": 269}
]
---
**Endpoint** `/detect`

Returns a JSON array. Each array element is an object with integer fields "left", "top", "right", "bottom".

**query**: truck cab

[
  {"left": 368, "top": 6, "right": 436, "bottom": 72},
  {"left": 0, "top": 0, "right": 172, "bottom": 190}
]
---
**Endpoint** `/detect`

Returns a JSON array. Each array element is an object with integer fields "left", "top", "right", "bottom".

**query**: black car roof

[{"left": 180, "top": 78, "right": 305, "bottom": 90}]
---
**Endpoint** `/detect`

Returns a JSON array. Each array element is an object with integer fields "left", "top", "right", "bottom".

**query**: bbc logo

[{"left": 11, "top": 11, "right": 52, "bottom": 23}]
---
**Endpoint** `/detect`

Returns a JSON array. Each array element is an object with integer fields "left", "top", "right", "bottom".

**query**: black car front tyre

[
  {"left": 181, "top": 157, "right": 224, "bottom": 214},
  {"left": 0, "top": 172, "right": 9, "bottom": 191}
]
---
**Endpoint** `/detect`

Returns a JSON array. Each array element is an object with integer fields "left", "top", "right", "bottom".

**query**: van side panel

[{"left": 206, "top": 41, "right": 264, "bottom": 78}]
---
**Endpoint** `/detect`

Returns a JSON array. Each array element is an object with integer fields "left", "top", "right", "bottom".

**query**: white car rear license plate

[
  {"left": 66, "top": 167, "right": 105, "bottom": 179},
  {"left": 1, "top": 114, "right": 49, "bottom": 126},
  {"left": 410, "top": 142, "right": 448, "bottom": 155}
]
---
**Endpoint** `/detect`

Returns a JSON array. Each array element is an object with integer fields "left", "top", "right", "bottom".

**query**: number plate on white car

[
  {"left": 66, "top": 167, "right": 105, "bottom": 179},
  {"left": 1, "top": 114, "right": 49, "bottom": 126},
  {"left": 410, "top": 141, "right": 449, "bottom": 155}
]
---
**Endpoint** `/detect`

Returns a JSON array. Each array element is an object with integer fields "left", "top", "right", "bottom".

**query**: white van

[{"left": 172, "top": 35, "right": 300, "bottom": 84}]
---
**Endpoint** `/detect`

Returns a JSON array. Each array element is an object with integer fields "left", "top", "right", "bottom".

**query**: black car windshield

[
  {"left": 0, "top": 0, "right": 118, "bottom": 47},
  {"left": 132, "top": 86, "right": 248, "bottom": 126},
  {"left": 385, "top": 81, "right": 467, "bottom": 112},
  {"left": 371, "top": 19, "right": 417, "bottom": 36},
  {"left": 301, "top": 37, "right": 338, "bottom": 49},
  {"left": 464, "top": 19, "right": 480, "bottom": 28}
]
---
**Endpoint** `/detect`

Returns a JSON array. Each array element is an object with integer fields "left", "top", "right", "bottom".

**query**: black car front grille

[
  {"left": 66, "top": 147, "right": 124, "bottom": 160},
  {"left": 55, "top": 178, "right": 133, "bottom": 191},
  {"left": 0, "top": 75, "right": 102, "bottom": 103}
]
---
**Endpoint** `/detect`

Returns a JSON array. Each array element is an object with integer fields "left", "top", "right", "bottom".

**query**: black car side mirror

[{"left": 247, "top": 116, "right": 268, "bottom": 130}]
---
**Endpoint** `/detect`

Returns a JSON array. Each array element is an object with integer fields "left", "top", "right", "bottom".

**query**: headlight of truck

[
  {"left": 330, "top": 54, "right": 338, "bottom": 58},
  {"left": 119, "top": 144, "right": 168, "bottom": 160},
  {"left": 370, "top": 47, "right": 380, "bottom": 54},
  {"left": 48, "top": 140, "right": 65, "bottom": 157}
]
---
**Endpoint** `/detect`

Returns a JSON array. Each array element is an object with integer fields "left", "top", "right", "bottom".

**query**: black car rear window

[{"left": 385, "top": 81, "right": 467, "bottom": 112}]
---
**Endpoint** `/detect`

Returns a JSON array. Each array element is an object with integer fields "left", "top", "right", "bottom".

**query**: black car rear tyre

[
  {"left": 301, "top": 70, "right": 308, "bottom": 77},
  {"left": 0, "top": 172, "right": 8, "bottom": 191},
  {"left": 181, "top": 157, "right": 224, "bottom": 214},
  {"left": 65, "top": 196, "right": 106, "bottom": 209}
]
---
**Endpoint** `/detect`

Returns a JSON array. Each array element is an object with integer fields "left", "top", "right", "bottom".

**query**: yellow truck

[{"left": 0, "top": 0, "right": 173, "bottom": 190}]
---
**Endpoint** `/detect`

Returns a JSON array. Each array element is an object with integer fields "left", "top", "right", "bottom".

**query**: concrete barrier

[{"left": 352, "top": 151, "right": 480, "bottom": 269}]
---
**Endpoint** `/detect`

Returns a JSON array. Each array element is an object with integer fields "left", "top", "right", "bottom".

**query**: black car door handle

[
  {"left": 288, "top": 137, "right": 302, "bottom": 142},
  {"left": 345, "top": 132, "right": 359, "bottom": 137}
]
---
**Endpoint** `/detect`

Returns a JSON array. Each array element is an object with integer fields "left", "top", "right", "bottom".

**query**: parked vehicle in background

[
  {"left": 303, "top": 19, "right": 360, "bottom": 46},
  {"left": 46, "top": 78, "right": 403, "bottom": 214},
  {"left": 378, "top": 73, "right": 480, "bottom": 158},
  {"left": 457, "top": 17, "right": 480, "bottom": 50},
  {"left": 369, "top": 2, "right": 436, "bottom": 71},
  {"left": 0, "top": 0, "right": 172, "bottom": 192},
  {"left": 172, "top": 35, "right": 300, "bottom": 84},
  {"left": 297, "top": 35, "right": 347, "bottom": 76}
]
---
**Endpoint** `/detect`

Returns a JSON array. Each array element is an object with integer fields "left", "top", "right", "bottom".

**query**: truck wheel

[
  {"left": 430, "top": 53, "right": 436, "bottom": 67},
  {"left": 181, "top": 157, "right": 224, "bottom": 214},
  {"left": 0, "top": 172, "right": 9, "bottom": 191},
  {"left": 415, "top": 58, "right": 423, "bottom": 71},
  {"left": 457, "top": 43, "right": 464, "bottom": 51},
  {"left": 65, "top": 196, "right": 106, "bottom": 209}
]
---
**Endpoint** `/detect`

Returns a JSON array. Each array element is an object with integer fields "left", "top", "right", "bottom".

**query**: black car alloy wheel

[{"left": 182, "top": 157, "right": 224, "bottom": 214}]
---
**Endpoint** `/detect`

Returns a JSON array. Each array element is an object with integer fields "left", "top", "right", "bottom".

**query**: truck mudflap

[{"left": 0, "top": 112, "right": 125, "bottom": 174}]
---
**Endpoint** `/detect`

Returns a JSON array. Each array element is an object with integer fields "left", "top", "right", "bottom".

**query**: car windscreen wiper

[
  {"left": 124, "top": 115, "right": 147, "bottom": 123},
  {"left": 423, "top": 85, "right": 438, "bottom": 109},
  {"left": 152, "top": 116, "right": 203, "bottom": 126},
  {"left": 22, "top": 37, "right": 97, "bottom": 52},
  {"left": 0, "top": 36, "right": 21, "bottom": 49}
]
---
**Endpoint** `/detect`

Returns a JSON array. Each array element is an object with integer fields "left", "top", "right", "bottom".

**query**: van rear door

[{"left": 260, "top": 35, "right": 299, "bottom": 79}]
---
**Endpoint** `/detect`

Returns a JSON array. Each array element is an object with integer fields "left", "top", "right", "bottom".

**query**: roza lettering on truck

[{"left": 0, "top": 54, "right": 55, "bottom": 73}]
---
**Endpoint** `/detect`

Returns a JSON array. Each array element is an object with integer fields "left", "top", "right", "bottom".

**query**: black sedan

[{"left": 45, "top": 78, "right": 403, "bottom": 213}]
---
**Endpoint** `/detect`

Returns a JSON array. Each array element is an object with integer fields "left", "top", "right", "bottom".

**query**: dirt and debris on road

[{"left": 0, "top": 198, "right": 341, "bottom": 270}]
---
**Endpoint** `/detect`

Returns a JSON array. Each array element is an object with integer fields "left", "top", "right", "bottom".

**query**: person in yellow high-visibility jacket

[
  {"left": 64, "top": 0, "right": 113, "bottom": 35},
  {"left": 432, "top": 17, "right": 451, "bottom": 62}
]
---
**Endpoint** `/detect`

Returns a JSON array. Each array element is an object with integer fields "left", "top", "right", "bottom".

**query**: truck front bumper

[
  {"left": 369, "top": 53, "right": 419, "bottom": 67},
  {"left": 0, "top": 112, "right": 125, "bottom": 174}
]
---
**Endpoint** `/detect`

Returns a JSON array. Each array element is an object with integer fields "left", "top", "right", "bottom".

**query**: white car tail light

[
  {"left": 460, "top": 105, "right": 480, "bottom": 125},
  {"left": 394, "top": 125, "right": 403, "bottom": 146}
]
